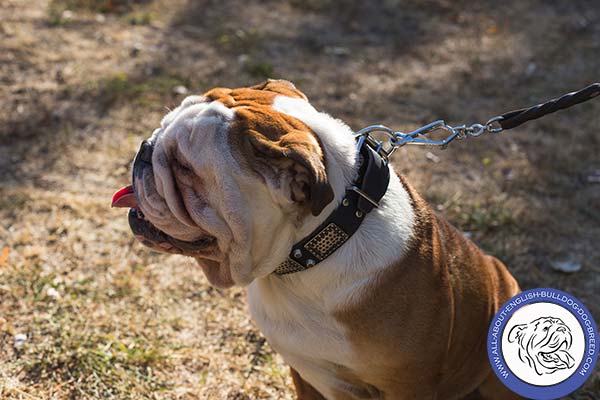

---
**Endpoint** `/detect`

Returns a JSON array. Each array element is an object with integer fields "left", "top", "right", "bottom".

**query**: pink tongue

[{"left": 111, "top": 185, "right": 139, "bottom": 208}]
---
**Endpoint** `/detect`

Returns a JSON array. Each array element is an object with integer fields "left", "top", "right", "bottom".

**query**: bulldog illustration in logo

[{"left": 508, "top": 316, "right": 576, "bottom": 376}]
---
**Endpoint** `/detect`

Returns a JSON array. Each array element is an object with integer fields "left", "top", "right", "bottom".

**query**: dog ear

[
  {"left": 247, "top": 127, "right": 334, "bottom": 216},
  {"left": 508, "top": 324, "right": 527, "bottom": 343}
]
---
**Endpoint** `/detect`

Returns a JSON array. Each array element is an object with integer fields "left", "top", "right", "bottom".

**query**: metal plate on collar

[
  {"left": 274, "top": 257, "right": 306, "bottom": 275},
  {"left": 304, "top": 223, "right": 348, "bottom": 260}
]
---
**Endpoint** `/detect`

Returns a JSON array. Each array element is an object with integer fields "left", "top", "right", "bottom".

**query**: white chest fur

[
  {"left": 247, "top": 96, "right": 415, "bottom": 398},
  {"left": 247, "top": 172, "right": 414, "bottom": 398}
]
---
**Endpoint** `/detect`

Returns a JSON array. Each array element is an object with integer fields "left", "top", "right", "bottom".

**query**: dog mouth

[{"left": 112, "top": 148, "right": 216, "bottom": 256}]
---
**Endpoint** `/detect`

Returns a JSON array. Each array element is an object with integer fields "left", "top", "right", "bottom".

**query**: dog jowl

[{"left": 113, "top": 80, "right": 522, "bottom": 400}]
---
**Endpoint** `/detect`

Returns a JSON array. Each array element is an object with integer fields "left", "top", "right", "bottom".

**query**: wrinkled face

[
  {"left": 508, "top": 317, "right": 575, "bottom": 375},
  {"left": 112, "top": 80, "right": 336, "bottom": 288}
]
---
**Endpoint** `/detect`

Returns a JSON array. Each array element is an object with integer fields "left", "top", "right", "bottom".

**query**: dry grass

[{"left": 0, "top": 0, "right": 599, "bottom": 399}]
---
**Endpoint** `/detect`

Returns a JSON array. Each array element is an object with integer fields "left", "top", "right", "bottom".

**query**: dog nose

[
  {"left": 138, "top": 140, "right": 154, "bottom": 164},
  {"left": 132, "top": 139, "right": 155, "bottom": 182}
]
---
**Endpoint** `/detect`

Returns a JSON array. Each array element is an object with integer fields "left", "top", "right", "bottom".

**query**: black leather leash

[{"left": 497, "top": 83, "right": 600, "bottom": 130}]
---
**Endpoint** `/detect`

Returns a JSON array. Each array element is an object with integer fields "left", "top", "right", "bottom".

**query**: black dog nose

[
  {"left": 138, "top": 140, "right": 154, "bottom": 164},
  {"left": 132, "top": 139, "right": 155, "bottom": 182}
]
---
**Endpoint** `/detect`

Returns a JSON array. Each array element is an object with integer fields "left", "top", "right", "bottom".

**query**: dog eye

[
  {"left": 543, "top": 327, "right": 549, "bottom": 331},
  {"left": 173, "top": 158, "right": 194, "bottom": 176}
]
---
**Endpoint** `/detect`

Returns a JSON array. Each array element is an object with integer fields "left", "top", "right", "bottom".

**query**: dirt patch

[{"left": 1, "top": 0, "right": 599, "bottom": 398}]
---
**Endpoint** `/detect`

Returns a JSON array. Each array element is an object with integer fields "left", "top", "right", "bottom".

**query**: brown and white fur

[{"left": 120, "top": 80, "right": 522, "bottom": 399}]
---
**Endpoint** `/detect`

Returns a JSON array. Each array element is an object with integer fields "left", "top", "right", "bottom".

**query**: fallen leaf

[
  {"left": 581, "top": 169, "right": 600, "bottom": 184},
  {"left": 486, "top": 25, "right": 499, "bottom": 34},
  {"left": 0, "top": 247, "right": 9, "bottom": 266},
  {"left": 14, "top": 333, "right": 27, "bottom": 347},
  {"left": 550, "top": 260, "right": 582, "bottom": 274},
  {"left": 425, "top": 151, "right": 440, "bottom": 163}
]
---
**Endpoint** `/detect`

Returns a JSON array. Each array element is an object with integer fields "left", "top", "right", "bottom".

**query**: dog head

[
  {"left": 508, "top": 316, "right": 575, "bottom": 375},
  {"left": 112, "top": 80, "right": 357, "bottom": 287}
]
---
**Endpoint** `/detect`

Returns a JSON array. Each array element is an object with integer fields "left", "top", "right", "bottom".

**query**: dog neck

[
  {"left": 272, "top": 142, "right": 389, "bottom": 275},
  {"left": 259, "top": 96, "right": 416, "bottom": 297}
]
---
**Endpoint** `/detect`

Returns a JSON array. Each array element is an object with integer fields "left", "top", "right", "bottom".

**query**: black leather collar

[{"left": 274, "top": 144, "right": 390, "bottom": 275}]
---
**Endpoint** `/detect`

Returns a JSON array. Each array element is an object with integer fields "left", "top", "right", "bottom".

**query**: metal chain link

[
  {"left": 354, "top": 83, "right": 600, "bottom": 162},
  {"left": 354, "top": 115, "right": 504, "bottom": 162}
]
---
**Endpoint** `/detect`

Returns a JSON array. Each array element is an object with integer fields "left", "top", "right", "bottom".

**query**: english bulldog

[
  {"left": 112, "top": 80, "right": 522, "bottom": 399},
  {"left": 508, "top": 317, "right": 575, "bottom": 376}
]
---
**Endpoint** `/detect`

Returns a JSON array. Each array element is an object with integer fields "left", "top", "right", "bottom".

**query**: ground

[{"left": 0, "top": 0, "right": 599, "bottom": 399}]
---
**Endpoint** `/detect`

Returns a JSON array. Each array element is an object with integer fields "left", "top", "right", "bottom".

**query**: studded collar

[{"left": 273, "top": 143, "right": 390, "bottom": 275}]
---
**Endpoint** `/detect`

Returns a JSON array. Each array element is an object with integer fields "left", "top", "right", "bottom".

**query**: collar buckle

[{"left": 349, "top": 185, "right": 380, "bottom": 209}]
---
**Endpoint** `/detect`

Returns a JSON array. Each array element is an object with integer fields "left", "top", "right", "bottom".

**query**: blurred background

[{"left": 0, "top": 0, "right": 599, "bottom": 399}]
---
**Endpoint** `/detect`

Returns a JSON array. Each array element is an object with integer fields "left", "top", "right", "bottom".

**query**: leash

[{"left": 354, "top": 83, "right": 600, "bottom": 161}]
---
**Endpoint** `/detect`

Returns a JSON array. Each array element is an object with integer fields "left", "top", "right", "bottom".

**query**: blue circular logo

[{"left": 487, "top": 288, "right": 598, "bottom": 399}]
